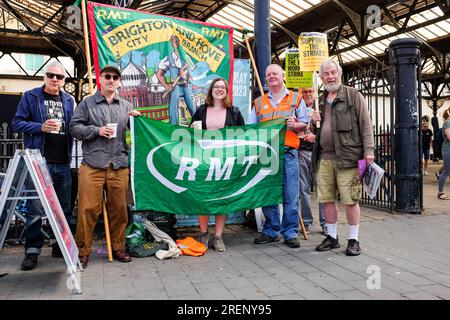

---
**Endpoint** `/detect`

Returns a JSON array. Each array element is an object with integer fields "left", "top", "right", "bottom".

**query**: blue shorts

[{"left": 422, "top": 148, "right": 430, "bottom": 160}]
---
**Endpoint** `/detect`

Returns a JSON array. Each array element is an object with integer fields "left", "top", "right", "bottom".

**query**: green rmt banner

[{"left": 131, "top": 117, "right": 286, "bottom": 215}]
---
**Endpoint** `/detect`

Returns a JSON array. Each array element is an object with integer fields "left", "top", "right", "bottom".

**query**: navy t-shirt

[{"left": 422, "top": 128, "right": 433, "bottom": 149}]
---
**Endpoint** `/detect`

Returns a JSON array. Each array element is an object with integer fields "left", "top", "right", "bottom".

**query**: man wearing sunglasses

[
  {"left": 12, "top": 61, "right": 75, "bottom": 271},
  {"left": 70, "top": 65, "right": 140, "bottom": 268}
]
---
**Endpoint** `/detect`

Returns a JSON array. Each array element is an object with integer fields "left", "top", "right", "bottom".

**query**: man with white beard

[{"left": 310, "top": 60, "right": 374, "bottom": 256}]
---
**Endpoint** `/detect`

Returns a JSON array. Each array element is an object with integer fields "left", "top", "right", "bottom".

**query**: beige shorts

[{"left": 316, "top": 159, "right": 362, "bottom": 205}]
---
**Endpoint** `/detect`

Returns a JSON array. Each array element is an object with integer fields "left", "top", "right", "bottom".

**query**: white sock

[
  {"left": 348, "top": 224, "right": 359, "bottom": 240},
  {"left": 327, "top": 223, "right": 337, "bottom": 239}
]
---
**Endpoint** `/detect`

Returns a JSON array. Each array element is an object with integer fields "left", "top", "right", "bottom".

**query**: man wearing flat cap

[{"left": 69, "top": 65, "right": 140, "bottom": 268}]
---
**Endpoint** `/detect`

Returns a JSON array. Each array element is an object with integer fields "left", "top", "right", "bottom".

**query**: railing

[
  {"left": 0, "top": 122, "right": 23, "bottom": 173},
  {"left": 344, "top": 66, "right": 396, "bottom": 211}
]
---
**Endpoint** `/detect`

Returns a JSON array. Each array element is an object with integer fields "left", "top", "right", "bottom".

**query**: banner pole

[
  {"left": 103, "top": 192, "right": 113, "bottom": 262},
  {"left": 81, "top": 0, "right": 94, "bottom": 95},
  {"left": 244, "top": 34, "right": 264, "bottom": 95},
  {"left": 313, "top": 72, "right": 320, "bottom": 128}
]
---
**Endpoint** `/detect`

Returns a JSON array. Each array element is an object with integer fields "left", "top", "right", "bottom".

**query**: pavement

[{"left": 1, "top": 162, "right": 449, "bottom": 300}]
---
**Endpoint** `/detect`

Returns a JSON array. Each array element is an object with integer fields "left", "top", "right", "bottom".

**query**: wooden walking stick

[{"left": 103, "top": 191, "right": 113, "bottom": 262}]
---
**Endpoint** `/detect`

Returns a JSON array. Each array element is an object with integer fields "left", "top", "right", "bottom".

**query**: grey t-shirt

[
  {"left": 443, "top": 120, "right": 450, "bottom": 152},
  {"left": 319, "top": 99, "right": 336, "bottom": 160}
]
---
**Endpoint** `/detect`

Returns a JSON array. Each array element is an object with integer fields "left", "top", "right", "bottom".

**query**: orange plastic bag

[{"left": 176, "top": 237, "right": 207, "bottom": 256}]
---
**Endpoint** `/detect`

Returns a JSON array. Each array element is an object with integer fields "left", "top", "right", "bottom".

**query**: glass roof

[{"left": 1, "top": 0, "right": 448, "bottom": 75}]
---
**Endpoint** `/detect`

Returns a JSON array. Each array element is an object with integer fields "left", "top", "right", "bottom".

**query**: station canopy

[{"left": 1, "top": 0, "right": 449, "bottom": 76}]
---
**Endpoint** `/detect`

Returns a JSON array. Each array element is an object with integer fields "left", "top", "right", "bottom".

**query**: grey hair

[
  {"left": 319, "top": 60, "right": 342, "bottom": 77},
  {"left": 45, "top": 61, "right": 65, "bottom": 75}
]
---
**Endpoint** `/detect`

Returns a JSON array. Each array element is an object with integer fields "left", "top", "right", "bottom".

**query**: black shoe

[
  {"left": 51, "top": 244, "right": 63, "bottom": 258},
  {"left": 284, "top": 238, "right": 300, "bottom": 248},
  {"left": 21, "top": 254, "right": 38, "bottom": 271},
  {"left": 254, "top": 234, "right": 280, "bottom": 244},
  {"left": 346, "top": 239, "right": 361, "bottom": 256},
  {"left": 315, "top": 235, "right": 341, "bottom": 251}
]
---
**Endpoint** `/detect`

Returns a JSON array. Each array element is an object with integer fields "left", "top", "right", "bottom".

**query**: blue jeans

[
  {"left": 25, "top": 163, "right": 71, "bottom": 255},
  {"left": 262, "top": 148, "right": 299, "bottom": 240},
  {"left": 169, "top": 84, "right": 196, "bottom": 125},
  {"left": 298, "top": 150, "right": 326, "bottom": 227},
  {"left": 438, "top": 150, "right": 450, "bottom": 193}
]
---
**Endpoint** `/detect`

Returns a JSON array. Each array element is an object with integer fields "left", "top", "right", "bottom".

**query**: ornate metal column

[{"left": 389, "top": 38, "right": 422, "bottom": 213}]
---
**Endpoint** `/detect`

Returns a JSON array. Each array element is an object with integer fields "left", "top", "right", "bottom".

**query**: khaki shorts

[{"left": 316, "top": 159, "right": 361, "bottom": 205}]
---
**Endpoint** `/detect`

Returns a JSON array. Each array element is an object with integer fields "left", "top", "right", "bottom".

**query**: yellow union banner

[
  {"left": 298, "top": 32, "right": 329, "bottom": 71},
  {"left": 102, "top": 19, "right": 226, "bottom": 73},
  {"left": 87, "top": 2, "right": 233, "bottom": 81}
]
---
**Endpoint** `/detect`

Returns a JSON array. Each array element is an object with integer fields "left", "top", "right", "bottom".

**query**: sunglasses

[
  {"left": 46, "top": 72, "right": 65, "bottom": 80},
  {"left": 103, "top": 74, "right": 120, "bottom": 81}
]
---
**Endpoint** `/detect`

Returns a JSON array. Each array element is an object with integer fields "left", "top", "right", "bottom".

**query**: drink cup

[
  {"left": 106, "top": 123, "right": 117, "bottom": 138},
  {"left": 50, "top": 119, "right": 61, "bottom": 134},
  {"left": 192, "top": 121, "right": 202, "bottom": 130}
]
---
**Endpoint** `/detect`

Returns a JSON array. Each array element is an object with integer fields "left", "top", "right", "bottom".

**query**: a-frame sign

[{"left": 0, "top": 149, "right": 82, "bottom": 294}]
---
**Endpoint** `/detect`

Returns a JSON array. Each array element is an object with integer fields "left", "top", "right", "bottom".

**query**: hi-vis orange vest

[{"left": 254, "top": 90, "right": 301, "bottom": 149}]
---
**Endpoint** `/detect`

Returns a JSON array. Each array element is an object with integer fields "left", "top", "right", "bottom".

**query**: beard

[{"left": 324, "top": 80, "right": 341, "bottom": 93}]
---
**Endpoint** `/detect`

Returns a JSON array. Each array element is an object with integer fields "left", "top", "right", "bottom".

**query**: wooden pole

[
  {"left": 81, "top": 0, "right": 94, "bottom": 94},
  {"left": 313, "top": 72, "right": 321, "bottom": 128},
  {"left": 299, "top": 216, "right": 308, "bottom": 240},
  {"left": 81, "top": 0, "right": 111, "bottom": 261},
  {"left": 244, "top": 34, "right": 264, "bottom": 95},
  {"left": 103, "top": 192, "right": 113, "bottom": 262}
]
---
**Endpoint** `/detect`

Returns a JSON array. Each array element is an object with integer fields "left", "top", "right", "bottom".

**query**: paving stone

[{"left": 229, "top": 286, "right": 270, "bottom": 300}]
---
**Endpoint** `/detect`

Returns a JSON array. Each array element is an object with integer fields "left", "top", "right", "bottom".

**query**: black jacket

[{"left": 190, "top": 104, "right": 245, "bottom": 129}]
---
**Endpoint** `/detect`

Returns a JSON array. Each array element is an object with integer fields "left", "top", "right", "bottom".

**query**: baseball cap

[{"left": 99, "top": 65, "right": 121, "bottom": 77}]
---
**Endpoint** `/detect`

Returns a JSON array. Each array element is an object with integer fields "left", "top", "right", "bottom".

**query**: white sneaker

[{"left": 424, "top": 171, "right": 428, "bottom": 176}]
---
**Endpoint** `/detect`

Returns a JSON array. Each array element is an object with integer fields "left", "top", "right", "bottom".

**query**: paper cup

[
  {"left": 192, "top": 121, "right": 202, "bottom": 130},
  {"left": 106, "top": 123, "right": 117, "bottom": 138},
  {"left": 50, "top": 119, "right": 61, "bottom": 134}
]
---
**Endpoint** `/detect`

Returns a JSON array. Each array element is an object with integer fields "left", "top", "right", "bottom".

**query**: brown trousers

[{"left": 76, "top": 164, "right": 129, "bottom": 256}]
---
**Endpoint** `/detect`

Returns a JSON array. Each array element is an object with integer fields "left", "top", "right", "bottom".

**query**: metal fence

[
  {"left": 0, "top": 122, "right": 23, "bottom": 173},
  {"left": 344, "top": 66, "right": 394, "bottom": 210},
  {"left": 344, "top": 63, "right": 422, "bottom": 211}
]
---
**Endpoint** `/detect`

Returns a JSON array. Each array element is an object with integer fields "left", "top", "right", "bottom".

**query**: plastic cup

[{"left": 106, "top": 123, "right": 117, "bottom": 138}]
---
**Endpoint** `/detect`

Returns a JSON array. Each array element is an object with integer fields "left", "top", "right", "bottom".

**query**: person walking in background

[
  {"left": 297, "top": 87, "right": 327, "bottom": 235},
  {"left": 12, "top": 61, "right": 74, "bottom": 271},
  {"left": 421, "top": 120, "right": 433, "bottom": 176},
  {"left": 437, "top": 109, "right": 450, "bottom": 200},
  {"left": 190, "top": 78, "right": 245, "bottom": 252},
  {"left": 311, "top": 60, "right": 374, "bottom": 256}
]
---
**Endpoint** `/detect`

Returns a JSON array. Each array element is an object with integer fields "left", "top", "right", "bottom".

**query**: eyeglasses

[
  {"left": 46, "top": 72, "right": 65, "bottom": 80},
  {"left": 213, "top": 85, "right": 226, "bottom": 90},
  {"left": 103, "top": 74, "right": 120, "bottom": 81}
]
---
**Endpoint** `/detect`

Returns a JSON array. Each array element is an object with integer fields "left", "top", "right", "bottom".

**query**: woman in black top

[
  {"left": 422, "top": 121, "right": 433, "bottom": 176},
  {"left": 190, "top": 77, "right": 244, "bottom": 252}
]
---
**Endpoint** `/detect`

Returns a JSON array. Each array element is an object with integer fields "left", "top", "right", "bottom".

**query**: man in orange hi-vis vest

[{"left": 253, "top": 64, "right": 308, "bottom": 248}]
